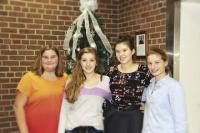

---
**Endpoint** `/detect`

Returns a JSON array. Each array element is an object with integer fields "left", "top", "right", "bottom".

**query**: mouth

[
  {"left": 119, "top": 57, "right": 126, "bottom": 61},
  {"left": 151, "top": 69, "right": 159, "bottom": 74}
]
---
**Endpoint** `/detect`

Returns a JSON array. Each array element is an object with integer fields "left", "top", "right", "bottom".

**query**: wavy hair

[
  {"left": 66, "top": 47, "right": 99, "bottom": 103},
  {"left": 32, "top": 46, "right": 64, "bottom": 77}
]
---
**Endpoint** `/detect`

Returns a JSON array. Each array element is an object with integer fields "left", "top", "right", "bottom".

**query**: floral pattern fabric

[{"left": 107, "top": 64, "right": 152, "bottom": 110}]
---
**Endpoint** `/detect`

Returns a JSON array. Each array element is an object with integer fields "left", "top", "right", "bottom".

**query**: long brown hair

[
  {"left": 66, "top": 47, "right": 99, "bottom": 103},
  {"left": 32, "top": 46, "right": 64, "bottom": 77}
]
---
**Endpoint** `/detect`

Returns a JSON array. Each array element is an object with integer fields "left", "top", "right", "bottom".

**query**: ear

[
  {"left": 164, "top": 60, "right": 168, "bottom": 67},
  {"left": 131, "top": 49, "right": 135, "bottom": 55}
]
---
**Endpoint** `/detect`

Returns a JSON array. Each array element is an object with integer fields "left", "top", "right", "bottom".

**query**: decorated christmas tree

[{"left": 63, "top": 0, "right": 113, "bottom": 74}]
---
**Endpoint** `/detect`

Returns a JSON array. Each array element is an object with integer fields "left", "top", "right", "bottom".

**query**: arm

[
  {"left": 169, "top": 84, "right": 187, "bottom": 133},
  {"left": 58, "top": 96, "right": 68, "bottom": 133},
  {"left": 58, "top": 77, "right": 71, "bottom": 133},
  {"left": 13, "top": 92, "right": 29, "bottom": 133}
]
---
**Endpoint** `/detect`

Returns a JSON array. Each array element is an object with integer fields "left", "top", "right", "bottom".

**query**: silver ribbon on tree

[{"left": 63, "top": 0, "right": 113, "bottom": 61}]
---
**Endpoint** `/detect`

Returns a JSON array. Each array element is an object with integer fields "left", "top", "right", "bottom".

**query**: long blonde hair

[{"left": 66, "top": 47, "right": 99, "bottom": 103}]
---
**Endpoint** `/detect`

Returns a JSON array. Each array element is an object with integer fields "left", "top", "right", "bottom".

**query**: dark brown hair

[
  {"left": 115, "top": 35, "right": 136, "bottom": 59},
  {"left": 32, "top": 46, "right": 64, "bottom": 77},
  {"left": 66, "top": 47, "right": 99, "bottom": 103}
]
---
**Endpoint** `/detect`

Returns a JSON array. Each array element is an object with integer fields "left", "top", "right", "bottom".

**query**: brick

[
  {"left": 20, "top": 61, "right": 34, "bottom": 66},
  {"left": 19, "top": 29, "right": 35, "bottom": 34},
  {"left": 43, "top": 15, "right": 57, "bottom": 20},
  {"left": 34, "top": 19, "right": 49, "bottom": 24},
  {"left": 9, "top": 23, "right": 25, "bottom": 28},
  {"left": 0, "top": 56, "right": 8, "bottom": 60},
  {"left": 43, "top": 25, "right": 57, "bottom": 30},
  {"left": 12, "top": 40, "right": 21, "bottom": 44},
  {"left": 27, "top": 3, "right": 43, "bottom": 8},
  {"left": 26, "top": 13, "right": 41, "bottom": 19},
  {"left": 9, "top": 12, "right": 25, "bottom": 17},
  {"left": 0, "top": 22, "right": 8, "bottom": 27},
  {"left": 0, "top": 0, "right": 8, "bottom": 4},
  {"left": 10, "top": 67, "right": 26, "bottom": 72},
  {"left": 27, "top": 24, "right": 42, "bottom": 29},
  {"left": 10, "top": 45, "right": 26, "bottom": 49},
  {"left": 18, "top": 50, "right": 34, "bottom": 55},
  {"left": 10, "top": 34, "right": 26, "bottom": 39},
  {"left": 10, "top": 1, "right": 26, "bottom": 6},
  {"left": 0, "top": 78, "right": 9, "bottom": 83},
  {"left": 0, "top": 67, "right": 9, "bottom": 71},
  {"left": 43, "top": 35, "right": 57, "bottom": 40},
  {"left": 26, "top": 56, "right": 37, "bottom": 60},
  {"left": 50, "top": 20, "right": 64, "bottom": 25},
  {"left": 0, "top": 73, "right": 6, "bottom": 77},
  {"left": 36, "top": 30, "right": 50, "bottom": 34},
  {"left": 2, "top": 84, "right": 17, "bottom": 89},
  {"left": 3, "top": 61, "right": 19, "bottom": 66},
  {"left": 7, "top": 73, "right": 14, "bottom": 77},
  {"left": 1, "top": 50, "right": 17, "bottom": 55},
  {"left": 27, "top": 45, "right": 41, "bottom": 50},
  {"left": 0, "top": 11, "right": 8, "bottom": 16},
  {"left": 18, "top": 18, "right": 33, "bottom": 23},
  {"left": 44, "top": 5, "right": 57, "bottom": 10},
  {"left": 27, "top": 35, "right": 42, "bottom": 39},
  {"left": 150, "top": 33, "right": 161, "bottom": 38},
  {"left": 1, "top": 28, "right": 17, "bottom": 33},
  {"left": 52, "top": 31, "right": 65, "bottom": 36}
]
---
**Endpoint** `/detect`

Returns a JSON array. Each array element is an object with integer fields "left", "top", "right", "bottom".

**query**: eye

[
  {"left": 123, "top": 49, "right": 127, "bottom": 52},
  {"left": 42, "top": 56, "right": 48, "bottom": 60},
  {"left": 147, "top": 62, "right": 152, "bottom": 65},
  {"left": 81, "top": 59, "right": 86, "bottom": 62},
  {"left": 90, "top": 59, "right": 95, "bottom": 62},
  {"left": 51, "top": 55, "right": 57, "bottom": 59}
]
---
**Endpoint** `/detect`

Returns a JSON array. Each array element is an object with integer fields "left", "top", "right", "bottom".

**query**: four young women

[{"left": 15, "top": 36, "right": 187, "bottom": 133}]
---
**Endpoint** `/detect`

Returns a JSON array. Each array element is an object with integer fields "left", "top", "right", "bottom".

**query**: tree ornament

[{"left": 63, "top": 0, "right": 113, "bottom": 74}]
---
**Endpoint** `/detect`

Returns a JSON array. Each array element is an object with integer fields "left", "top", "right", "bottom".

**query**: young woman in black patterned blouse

[{"left": 104, "top": 35, "right": 152, "bottom": 133}]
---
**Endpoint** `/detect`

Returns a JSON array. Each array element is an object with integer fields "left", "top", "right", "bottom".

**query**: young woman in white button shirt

[{"left": 142, "top": 48, "right": 187, "bottom": 133}]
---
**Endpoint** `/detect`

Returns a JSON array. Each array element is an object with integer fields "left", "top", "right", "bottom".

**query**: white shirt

[
  {"left": 58, "top": 76, "right": 111, "bottom": 133},
  {"left": 142, "top": 75, "right": 187, "bottom": 133}
]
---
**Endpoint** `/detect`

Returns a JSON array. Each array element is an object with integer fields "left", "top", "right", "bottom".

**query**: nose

[
  {"left": 86, "top": 61, "right": 90, "bottom": 66},
  {"left": 118, "top": 51, "right": 123, "bottom": 56},
  {"left": 47, "top": 57, "right": 52, "bottom": 61}
]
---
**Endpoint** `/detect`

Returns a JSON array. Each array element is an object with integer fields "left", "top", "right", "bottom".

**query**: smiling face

[
  {"left": 115, "top": 42, "right": 135, "bottom": 64},
  {"left": 80, "top": 53, "right": 96, "bottom": 75},
  {"left": 41, "top": 50, "right": 58, "bottom": 72},
  {"left": 147, "top": 54, "right": 168, "bottom": 81}
]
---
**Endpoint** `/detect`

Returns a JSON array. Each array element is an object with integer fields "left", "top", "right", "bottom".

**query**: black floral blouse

[{"left": 107, "top": 64, "right": 152, "bottom": 110}]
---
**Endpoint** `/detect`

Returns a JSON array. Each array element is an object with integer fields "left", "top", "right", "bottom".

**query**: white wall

[{"left": 179, "top": 1, "right": 200, "bottom": 133}]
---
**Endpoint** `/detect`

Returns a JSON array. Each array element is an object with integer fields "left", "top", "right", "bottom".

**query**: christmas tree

[{"left": 63, "top": 0, "right": 113, "bottom": 74}]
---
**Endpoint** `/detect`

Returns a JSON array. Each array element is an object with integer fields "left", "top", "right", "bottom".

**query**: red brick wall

[
  {"left": 0, "top": 0, "right": 166, "bottom": 132},
  {"left": 118, "top": 0, "right": 167, "bottom": 49}
]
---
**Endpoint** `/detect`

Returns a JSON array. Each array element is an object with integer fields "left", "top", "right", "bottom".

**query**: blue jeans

[{"left": 65, "top": 126, "right": 104, "bottom": 133}]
